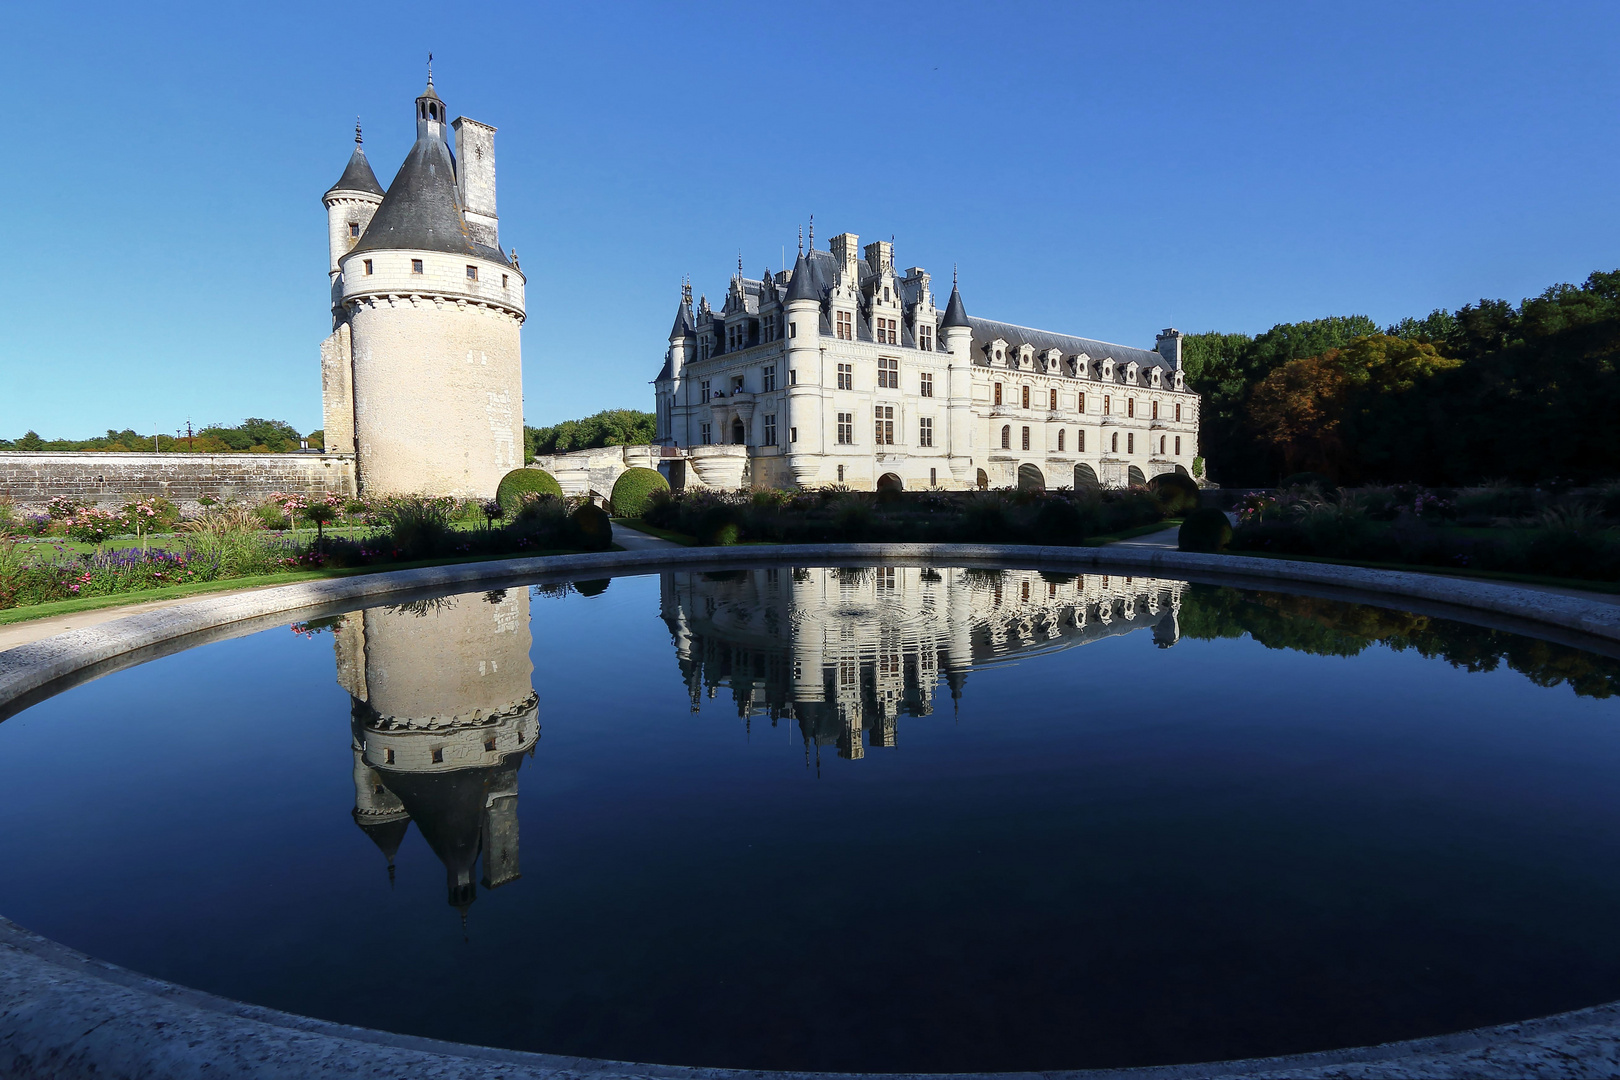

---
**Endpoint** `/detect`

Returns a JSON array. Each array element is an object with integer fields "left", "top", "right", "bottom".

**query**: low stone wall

[{"left": 0, "top": 451, "right": 357, "bottom": 511}]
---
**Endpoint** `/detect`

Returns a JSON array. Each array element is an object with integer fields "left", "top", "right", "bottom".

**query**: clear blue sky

[{"left": 3, "top": 1, "right": 1617, "bottom": 439}]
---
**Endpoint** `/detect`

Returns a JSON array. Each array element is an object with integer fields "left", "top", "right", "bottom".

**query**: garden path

[{"left": 610, "top": 522, "right": 684, "bottom": 551}]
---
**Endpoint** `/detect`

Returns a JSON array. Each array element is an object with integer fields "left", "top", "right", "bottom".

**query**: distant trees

[
  {"left": 525, "top": 409, "right": 656, "bottom": 461},
  {"left": 0, "top": 419, "right": 308, "bottom": 453}
]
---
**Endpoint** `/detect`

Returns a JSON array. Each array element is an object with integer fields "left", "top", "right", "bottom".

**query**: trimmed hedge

[
  {"left": 570, "top": 502, "right": 613, "bottom": 551},
  {"left": 496, "top": 468, "right": 563, "bottom": 513},
  {"left": 610, "top": 467, "right": 669, "bottom": 519},
  {"left": 1179, "top": 508, "right": 1233, "bottom": 553},
  {"left": 1150, "top": 472, "right": 1200, "bottom": 516}
]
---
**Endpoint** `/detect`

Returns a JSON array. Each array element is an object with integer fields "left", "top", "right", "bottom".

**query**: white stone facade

[
  {"left": 653, "top": 231, "right": 1200, "bottom": 492},
  {"left": 320, "top": 80, "right": 525, "bottom": 500}
]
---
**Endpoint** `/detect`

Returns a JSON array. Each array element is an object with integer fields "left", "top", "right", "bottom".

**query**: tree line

[
  {"left": 1, "top": 419, "right": 316, "bottom": 453},
  {"left": 1185, "top": 268, "right": 1620, "bottom": 486},
  {"left": 525, "top": 409, "right": 656, "bottom": 461}
]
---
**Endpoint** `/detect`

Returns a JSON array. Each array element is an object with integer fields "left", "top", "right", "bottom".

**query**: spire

[
  {"left": 785, "top": 250, "right": 818, "bottom": 304},
  {"left": 808, "top": 215, "right": 814, "bottom": 251},
  {"left": 797, "top": 224, "right": 803, "bottom": 255},
  {"left": 942, "top": 273, "right": 971, "bottom": 329},
  {"left": 326, "top": 124, "right": 385, "bottom": 198},
  {"left": 355, "top": 117, "right": 363, "bottom": 145},
  {"left": 669, "top": 281, "right": 695, "bottom": 339}
]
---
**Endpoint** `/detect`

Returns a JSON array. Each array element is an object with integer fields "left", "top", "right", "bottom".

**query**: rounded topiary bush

[
  {"left": 569, "top": 502, "right": 613, "bottom": 551},
  {"left": 1179, "top": 507, "right": 1234, "bottom": 553},
  {"left": 609, "top": 467, "right": 669, "bottom": 519},
  {"left": 1150, "top": 472, "right": 1200, "bottom": 516},
  {"left": 497, "top": 468, "right": 563, "bottom": 514}
]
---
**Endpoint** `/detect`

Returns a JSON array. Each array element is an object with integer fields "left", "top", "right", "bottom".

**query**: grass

[{"left": 0, "top": 546, "right": 606, "bottom": 626}]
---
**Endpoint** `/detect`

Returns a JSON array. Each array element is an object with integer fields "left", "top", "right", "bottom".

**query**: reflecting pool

[{"left": 5, "top": 565, "right": 1620, "bottom": 1072}]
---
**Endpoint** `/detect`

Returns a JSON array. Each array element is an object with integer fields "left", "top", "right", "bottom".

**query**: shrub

[
  {"left": 695, "top": 500, "right": 743, "bottom": 546},
  {"left": 570, "top": 502, "right": 613, "bottom": 551},
  {"left": 1150, "top": 472, "right": 1200, "bottom": 516},
  {"left": 1279, "top": 472, "right": 1335, "bottom": 493},
  {"left": 1033, "top": 497, "right": 1084, "bottom": 544},
  {"left": 609, "top": 467, "right": 669, "bottom": 519},
  {"left": 1179, "top": 508, "right": 1234, "bottom": 553},
  {"left": 376, "top": 495, "right": 456, "bottom": 560},
  {"left": 497, "top": 468, "right": 563, "bottom": 514}
]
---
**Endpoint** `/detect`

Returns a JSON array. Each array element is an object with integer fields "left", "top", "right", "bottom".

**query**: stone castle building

[
  {"left": 320, "top": 73, "right": 525, "bottom": 499},
  {"left": 652, "top": 232, "right": 1200, "bottom": 492}
]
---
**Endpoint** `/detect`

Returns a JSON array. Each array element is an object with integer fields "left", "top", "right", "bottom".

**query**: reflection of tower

[{"left": 335, "top": 589, "right": 537, "bottom": 912}]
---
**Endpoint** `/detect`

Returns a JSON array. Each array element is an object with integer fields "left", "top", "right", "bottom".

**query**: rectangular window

[
  {"left": 1021, "top": 426, "right": 1030, "bottom": 451},
  {"left": 789, "top": 321, "right": 797, "bottom": 339},
  {"left": 502, "top": 274, "right": 509, "bottom": 288},
  {"left": 838, "top": 363, "right": 853, "bottom": 390},
  {"left": 411, "top": 258, "right": 424, "bottom": 274},
  {"left": 1078, "top": 392, "right": 1085, "bottom": 413},
  {"left": 837, "top": 464, "right": 845, "bottom": 482},
  {"left": 763, "top": 414, "right": 777, "bottom": 446},
  {"left": 791, "top": 427, "right": 798, "bottom": 442},
  {"left": 837, "top": 413, "right": 854, "bottom": 444},
  {"left": 466, "top": 265, "right": 478, "bottom": 281},
  {"left": 731, "top": 375, "right": 744, "bottom": 394},
  {"left": 930, "top": 467, "right": 937, "bottom": 486},
  {"left": 920, "top": 372, "right": 933, "bottom": 397},
  {"left": 1078, "top": 429, "right": 1085, "bottom": 452},
  {"left": 920, "top": 325, "right": 933, "bottom": 351},
  {"left": 348, "top": 222, "right": 359, "bottom": 238},
  {"left": 700, "top": 380, "right": 711, "bottom": 404},
  {"left": 363, "top": 259, "right": 373, "bottom": 276},
  {"left": 994, "top": 382, "right": 1003, "bottom": 406},
  {"left": 763, "top": 365, "right": 777, "bottom": 392},
  {"left": 1175, "top": 402, "right": 1182, "bottom": 422},
  {"left": 919, "top": 417, "right": 933, "bottom": 447},
  {"left": 878, "top": 357, "right": 898, "bottom": 389},
  {"left": 1104, "top": 395, "right": 1111, "bottom": 416},
  {"left": 1050, "top": 388, "right": 1058, "bottom": 411},
  {"left": 700, "top": 422, "right": 712, "bottom": 445},
  {"left": 879, "top": 317, "right": 898, "bottom": 345},
  {"left": 836, "top": 311, "right": 853, "bottom": 340},
  {"left": 1022, "top": 385, "right": 1030, "bottom": 409},
  {"left": 875, "top": 406, "right": 895, "bottom": 445},
  {"left": 1152, "top": 400, "right": 1160, "bottom": 420},
  {"left": 789, "top": 369, "right": 797, "bottom": 385},
  {"left": 1175, "top": 435, "right": 1182, "bottom": 455},
  {"left": 1127, "top": 432, "right": 1135, "bottom": 454}
]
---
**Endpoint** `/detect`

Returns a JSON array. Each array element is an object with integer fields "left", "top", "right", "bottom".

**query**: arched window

[
  {"left": 1021, "top": 426, "right": 1031, "bottom": 451},
  {"left": 1111, "top": 432, "right": 1119, "bottom": 453},
  {"left": 1058, "top": 429, "right": 1065, "bottom": 452},
  {"left": 1160, "top": 435, "right": 1166, "bottom": 454},
  {"left": 1001, "top": 425, "right": 1010, "bottom": 449}
]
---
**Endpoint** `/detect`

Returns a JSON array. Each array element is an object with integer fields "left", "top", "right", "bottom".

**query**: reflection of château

[
  {"left": 333, "top": 590, "right": 538, "bottom": 911},
  {"left": 661, "top": 566, "right": 1183, "bottom": 762}
]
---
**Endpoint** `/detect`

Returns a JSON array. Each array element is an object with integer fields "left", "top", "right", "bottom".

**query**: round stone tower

[{"left": 330, "top": 74, "right": 527, "bottom": 499}]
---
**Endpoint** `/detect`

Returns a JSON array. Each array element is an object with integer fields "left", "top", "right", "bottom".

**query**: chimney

[
  {"left": 863, "top": 240, "right": 893, "bottom": 274},
  {"left": 828, "top": 232, "right": 860, "bottom": 282},
  {"left": 452, "top": 117, "right": 499, "bottom": 250},
  {"left": 1156, "top": 328, "right": 1183, "bottom": 369}
]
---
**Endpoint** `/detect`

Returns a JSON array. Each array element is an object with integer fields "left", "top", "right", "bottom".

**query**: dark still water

[{"left": 5, "top": 566, "right": 1620, "bottom": 1072}]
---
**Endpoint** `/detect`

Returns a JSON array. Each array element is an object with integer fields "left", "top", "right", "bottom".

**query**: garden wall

[{"left": 0, "top": 452, "right": 356, "bottom": 511}]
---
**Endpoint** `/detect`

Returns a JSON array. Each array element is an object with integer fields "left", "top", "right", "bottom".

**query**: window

[
  {"left": 1127, "top": 398, "right": 1135, "bottom": 418},
  {"left": 466, "top": 265, "right": 478, "bottom": 281},
  {"left": 1104, "top": 395, "right": 1111, "bottom": 415},
  {"left": 1000, "top": 425, "right": 1010, "bottom": 449},
  {"left": 1078, "top": 392, "right": 1085, "bottom": 412},
  {"left": 1058, "top": 429, "right": 1065, "bottom": 452},
  {"left": 348, "top": 222, "right": 359, "bottom": 238},
  {"left": 1175, "top": 402, "right": 1182, "bottom": 422},
  {"left": 1021, "top": 426, "right": 1030, "bottom": 451},
  {"left": 994, "top": 382, "right": 1003, "bottom": 406},
  {"left": 1111, "top": 432, "right": 1119, "bottom": 453},
  {"left": 1050, "top": 388, "right": 1058, "bottom": 411},
  {"left": 919, "top": 417, "right": 934, "bottom": 447},
  {"left": 731, "top": 375, "right": 744, "bottom": 394},
  {"left": 837, "top": 464, "right": 845, "bottom": 482},
  {"left": 931, "top": 467, "right": 938, "bottom": 485},
  {"left": 502, "top": 274, "right": 508, "bottom": 288},
  {"left": 920, "top": 324, "right": 933, "bottom": 351},
  {"left": 878, "top": 317, "right": 898, "bottom": 344},
  {"left": 791, "top": 427, "right": 798, "bottom": 442},
  {"left": 363, "top": 259, "right": 373, "bottom": 275},
  {"left": 837, "top": 413, "right": 854, "bottom": 444},
  {"left": 789, "top": 321, "right": 797, "bottom": 339},
  {"left": 838, "top": 363, "right": 853, "bottom": 390},
  {"left": 700, "top": 422, "right": 712, "bottom": 445},
  {"left": 1021, "top": 385, "right": 1030, "bottom": 409},
  {"left": 700, "top": 380, "right": 711, "bottom": 403},
  {"left": 1175, "top": 435, "right": 1181, "bottom": 455},
  {"left": 875, "top": 406, "right": 895, "bottom": 445},
  {"left": 1127, "top": 432, "right": 1135, "bottom": 454},
  {"left": 1078, "top": 429, "right": 1085, "bottom": 452},
  {"left": 878, "top": 356, "right": 898, "bottom": 389},
  {"left": 920, "top": 372, "right": 933, "bottom": 397},
  {"left": 700, "top": 337, "right": 712, "bottom": 360},
  {"left": 763, "top": 414, "right": 777, "bottom": 446},
  {"left": 1159, "top": 435, "right": 1166, "bottom": 454},
  {"left": 789, "top": 369, "right": 797, "bottom": 385},
  {"left": 1021, "top": 581, "right": 1030, "bottom": 601},
  {"left": 411, "top": 258, "right": 424, "bottom": 274},
  {"left": 763, "top": 365, "right": 776, "bottom": 392},
  {"left": 385, "top": 748, "right": 395, "bottom": 765},
  {"left": 836, "top": 310, "right": 853, "bottom": 340},
  {"left": 431, "top": 747, "right": 443, "bottom": 764},
  {"left": 1152, "top": 400, "right": 1160, "bottom": 420}
]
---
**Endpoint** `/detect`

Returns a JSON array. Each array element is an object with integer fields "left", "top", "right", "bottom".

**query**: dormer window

[
  {"left": 919, "top": 324, "right": 933, "bottom": 351},
  {"left": 883, "top": 287, "right": 891, "bottom": 302},
  {"left": 836, "top": 311, "right": 853, "bottom": 340}
]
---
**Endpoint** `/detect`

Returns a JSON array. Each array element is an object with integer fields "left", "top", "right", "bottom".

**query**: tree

[
  {"left": 16, "top": 431, "right": 43, "bottom": 451},
  {"left": 526, "top": 409, "right": 657, "bottom": 458}
]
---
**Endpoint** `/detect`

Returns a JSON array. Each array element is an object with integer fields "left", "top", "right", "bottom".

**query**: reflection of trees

[
  {"left": 1179, "top": 586, "right": 1620, "bottom": 698},
  {"left": 334, "top": 589, "right": 539, "bottom": 914}
]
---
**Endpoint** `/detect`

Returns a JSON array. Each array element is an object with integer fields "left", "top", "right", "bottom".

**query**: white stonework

[
  {"left": 320, "top": 78, "right": 526, "bottom": 500},
  {"left": 650, "top": 231, "right": 1201, "bottom": 491}
]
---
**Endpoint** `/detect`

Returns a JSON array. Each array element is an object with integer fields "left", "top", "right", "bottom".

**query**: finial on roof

[
  {"left": 797, "top": 224, "right": 803, "bottom": 255},
  {"left": 355, "top": 118, "right": 363, "bottom": 145},
  {"left": 953, "top": 263, "right": 958, "bottom": 286},
  {"left": 808, "top": 215, "right": 814, "bottom": 250},
  {"left": 427, "top": 52, "right": 434, "bottom": 88},
  {"left": 738, "top": 251, "right": 743, "bottom": 276}
]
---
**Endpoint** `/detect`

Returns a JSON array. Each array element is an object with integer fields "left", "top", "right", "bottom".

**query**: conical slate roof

[
  {"left": 349, "top": 133, "right": 509, "bottom": 265},
  {"left": 327, "top": 144, "right": 385, "bottom": 197},
  {"left": 784, "top": 251, "right": 819, "bottom": 303},
  {"left": 941, "top": 283, "right": 971, "bottom": 328},
  {"left": 669, "top": 296, "right": 695, "bottom": 339}
]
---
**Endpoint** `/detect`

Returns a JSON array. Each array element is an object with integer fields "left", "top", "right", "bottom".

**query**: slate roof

[
  {"left": 967, "top": 317, "right": 1168, "bottom": 372},
  {"left": 784, "top": 251, "right": 822, "bottom": 302},
  {"left": 348, "top": 132, "right": 510, "bottom": 265},
  {"left": 942, "top": 285, "right": 971, "bottom": 328},
  {"left": 327, "top": 145, "right": 385, "bottom": 197}
]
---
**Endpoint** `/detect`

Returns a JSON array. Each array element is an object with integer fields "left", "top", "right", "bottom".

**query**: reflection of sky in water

[{"left": 2, "top": 568, "right": 1620, "bottom": 1073}]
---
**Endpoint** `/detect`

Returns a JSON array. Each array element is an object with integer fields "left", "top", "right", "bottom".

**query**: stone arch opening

[
  {"left": 1127, "top": 465, "right": 1146, "bottom": 487},
  {"left": 1017, "top": 464, "right": 1046, "bottom": 492},
  {"left": 1074, "top": 462, "right": 1099, "bottom": 489},
  {"left": 731, "top": 419, "right": 745, "bottom": 445},
  {"left": 877, "top": 472, "right": 903, "bottom": 493},
  {"left": 976, "top": 469, "right": 989, "bottom": 490}
]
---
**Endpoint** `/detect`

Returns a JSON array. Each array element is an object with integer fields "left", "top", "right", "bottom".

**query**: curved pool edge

[{"left": 5, "top": 543, "right": 1620, "bottom": 1079}]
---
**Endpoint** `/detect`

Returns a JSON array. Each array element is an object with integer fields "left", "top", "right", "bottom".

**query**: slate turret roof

[
  {"left": 327, "top": 144, "right": 385, "bottom": 198},
  {"left": 348, "top": 129, "right": 510, "bottom": 266},
  {"left": 941, "top": 284, "right": 971, "bottom": 328}
]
